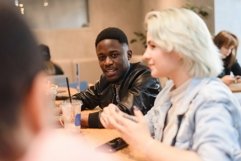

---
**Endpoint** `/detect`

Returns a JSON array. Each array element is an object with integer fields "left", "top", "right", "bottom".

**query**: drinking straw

[{"left": 66, "top": 77, "right": 72, "bottom": 103}]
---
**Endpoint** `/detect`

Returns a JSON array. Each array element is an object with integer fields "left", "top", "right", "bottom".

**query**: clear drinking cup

[{"left": 60, "top": 100, "right": 82, "bottom": 132}]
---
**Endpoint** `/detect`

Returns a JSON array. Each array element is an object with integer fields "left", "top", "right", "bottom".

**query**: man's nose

[{"left": 105, "top": 56, "right": 113, "bottom": 65}]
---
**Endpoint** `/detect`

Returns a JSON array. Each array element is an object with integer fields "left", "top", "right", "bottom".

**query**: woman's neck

[{"left": 170, "top": 69, "right": 191, "bottom": 89}]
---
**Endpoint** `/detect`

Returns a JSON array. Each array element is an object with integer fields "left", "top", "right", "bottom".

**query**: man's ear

[
  {"left": 127, "top": 50, "right": 132, "bottom": 60},
  {"left": 23, "top": 73, "right": 48, "bottom": 134}
]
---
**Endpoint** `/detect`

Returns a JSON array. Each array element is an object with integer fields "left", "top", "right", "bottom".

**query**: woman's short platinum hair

[{"left": 145, "top": 8, "right": 223, "bottom": 77}]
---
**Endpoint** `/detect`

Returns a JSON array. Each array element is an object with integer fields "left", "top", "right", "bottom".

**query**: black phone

[
  {"left": 55, "top": 95, "right": 69, "bottom": 100},
  {"left": 95, "top": 137, "right": 128, "bottom": 153}
]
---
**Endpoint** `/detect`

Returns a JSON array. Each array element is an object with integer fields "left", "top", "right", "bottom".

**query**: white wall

[
  {"left": 142, "top": 0, "right": 214, "bottom": 32},
  {"left": 34, "top": 0, "right": 144, "bottom": 83},
  {"left": 34, "top": 0, "right": 144, "bottom": 60},
  {"left": 190, "top": 0, "right": 214, "bottom": 34},
  {"left": 23, "top": 0, "right": 88, "bottom": 29},
  {"left": 34, "top": 0, "right": 189, "bottom": 61},
  {"left": 214, "top": 0, "right": 241, "bottom": 62}
]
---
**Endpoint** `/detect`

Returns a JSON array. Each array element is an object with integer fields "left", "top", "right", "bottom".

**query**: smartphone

[
  {"left": 95, "top": 137, "right": 128, "bottom": 153},
  {"left": 55, "top": 95, "right": 70, "bottom": 100}
]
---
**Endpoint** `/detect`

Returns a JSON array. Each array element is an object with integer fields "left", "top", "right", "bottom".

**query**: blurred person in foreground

[
  {"left": 100, "top": 8, "right": 241, "bottom": 161},
  {"left": 39, "top": 43, "right": 64, "bottom": 75},
  {"left": 214, "top": 30, "right": 241, "bottom": 85},
  {"left": 73, "top": 27, "right": 161, "bottom": 128},
  {"left": 0, "top": 2, "right": 117, "bottom": 161}
]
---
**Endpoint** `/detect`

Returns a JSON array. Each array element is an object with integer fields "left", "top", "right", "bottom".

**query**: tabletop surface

[
  {"left": 78, "top": 128, "right": 146, "bottom": 161},
  {"left": 54, "top": 87, "right": 146, "bottom": 161}
]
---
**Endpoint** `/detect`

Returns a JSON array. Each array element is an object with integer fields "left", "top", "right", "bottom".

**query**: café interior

[{"left": 4, "top": 0, "right": 241, "bottom": 161}]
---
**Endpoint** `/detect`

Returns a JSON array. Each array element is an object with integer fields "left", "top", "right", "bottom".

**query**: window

[{"left": 15, "top": 0, "right": 89, "bottom": 29}]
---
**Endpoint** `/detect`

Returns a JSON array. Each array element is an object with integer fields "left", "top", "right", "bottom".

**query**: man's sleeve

[
  {"left": 88, "top": 111, "right": 104, "bottom": 128},
  {"left": 72, "top": 83, "right": 101, "bottom": 110},
  {"left": 118, "top": 70, "right": 161, "bottom": 115}
]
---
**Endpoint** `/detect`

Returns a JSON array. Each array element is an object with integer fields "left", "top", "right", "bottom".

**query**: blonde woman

[{"left": 100, "top": 8, "right": 241, "bottom": 161}]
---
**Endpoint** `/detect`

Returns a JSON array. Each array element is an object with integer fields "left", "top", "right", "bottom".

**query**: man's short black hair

[{"left": 95, "top": 27, "right": 128, "bottom": 47}]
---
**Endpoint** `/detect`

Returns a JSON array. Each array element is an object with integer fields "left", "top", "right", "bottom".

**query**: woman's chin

[
  {"left": 221, "top": 55, "right": 227, "bottom": 59},
  {"left": 151, "top": 71, "right": 160, "bottom": 78}
]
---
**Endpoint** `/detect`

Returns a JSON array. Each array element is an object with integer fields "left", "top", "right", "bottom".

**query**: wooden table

[
  {"left": 228, "top": 83, "right": 241, "bottom": 106},
  {"left": 78, "top": 129, "right": 146, "bottom": 161},
  {"left": 54, "top": 88, "right": 146, "bottom": 160}
]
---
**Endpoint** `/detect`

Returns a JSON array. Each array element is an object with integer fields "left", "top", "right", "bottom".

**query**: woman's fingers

[
  {"left": 109, "top": 109, "right": 139, "bottom": 132},
  {"left": 101, "top": 104, "right": 145, "bottom": 134},
  {"left": 106, "top": 107, "right": 130, "bottom": 133},
  {"left": 99, "top": 111, "right": 110, "bottom": 128},
  {"left": 133, "top": 106, "right": 144, "bottom": 121},
  {"left": 100, "top": 104, "right": 115, "bottom": 128}
]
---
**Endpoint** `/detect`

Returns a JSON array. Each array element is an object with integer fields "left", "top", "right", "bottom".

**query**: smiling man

[{"left": 73, "top": 27, "right": 161, "bottom": 128}]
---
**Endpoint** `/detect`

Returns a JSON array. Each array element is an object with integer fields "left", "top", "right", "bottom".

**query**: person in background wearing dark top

[
  {"left": 73, "top": 27, "right": 161, "bottom": 128},
  {"left": 39, "top": 44, "right": 64, "bottom": 75},
  {"left": 214, "top": 31, "right": 241, "bottom": 85},
  {"left": 0, "top": 2, "right": 118, "bottom": 161}
]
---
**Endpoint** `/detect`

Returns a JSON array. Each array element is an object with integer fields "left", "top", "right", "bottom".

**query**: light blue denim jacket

[{"left": 145, "top": 77, "right": 241, "bottom": 161}]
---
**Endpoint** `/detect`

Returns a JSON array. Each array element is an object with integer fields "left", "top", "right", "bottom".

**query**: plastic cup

[
  {"left": 60, "top": 100, "right": 82, "bottom": 132},
  {"left": 49, "top": 84, "right": 58, "bottom": 100}
]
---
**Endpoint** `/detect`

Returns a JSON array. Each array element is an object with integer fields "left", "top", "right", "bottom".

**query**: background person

[
  {"left": 0, "top": 2, "right": 117, "bottom": 161},
  {"left": 39, "top": 44, "right": 64, "bottom": 75},
  {"left": 73, "top": 27, "right": 161, "bottom": 128},
  {"left": 100, "top": 8, "right": 241, "bottom": 161},
  {"left": 214, "top": 30, "right": 241, "bottom": 85}
]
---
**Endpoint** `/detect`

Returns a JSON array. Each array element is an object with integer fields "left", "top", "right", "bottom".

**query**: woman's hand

[
  {"left": 99, "top": 105, "right": 115, "bottom": 129},
  {"left": 221, "top": 75, "right": 236, "bottom": 85},
  {"left": 100, "top": 104, "right": 152, "bottom": 150},
  {"left": 235, "top": 75, "right": 241, "bottom": 83}
]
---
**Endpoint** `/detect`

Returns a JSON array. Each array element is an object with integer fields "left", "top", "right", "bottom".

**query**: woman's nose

[{"left": 143, "top": 49, "right": 150, "bottom": 59}]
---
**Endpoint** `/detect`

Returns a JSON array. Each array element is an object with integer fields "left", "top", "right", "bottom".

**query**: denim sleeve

[
  {"left": 192, "top": 100, "right": 241, "bottom": 161},
  {"left": 145, "top": 107, "right": 155, "bottom": 137}
]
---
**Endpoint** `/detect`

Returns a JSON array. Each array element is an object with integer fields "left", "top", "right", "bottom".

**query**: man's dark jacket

[{"left": 73, "top": 62, "right": 161, "bottom": 128}]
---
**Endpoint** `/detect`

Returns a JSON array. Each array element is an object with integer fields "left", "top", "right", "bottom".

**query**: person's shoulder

[
  {"left": 130, "top": 62, "right": 150, "bottom": 73},
  {"left": 128, "top": 62, "right": 160, "bottom": 87},
  {"left": 131, "top": 62, "right": 147, "bottom": 68},
  {"left": 194, "top": 78, "right": 238, "bottom": 106}
]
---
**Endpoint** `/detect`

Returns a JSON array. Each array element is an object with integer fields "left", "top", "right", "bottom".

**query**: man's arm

[
  {"left": 72, "top": 83, "right": 101, "bottom": 110},
  {"left": 72, "top": 79, "right": 110, "bottom": 128}
]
